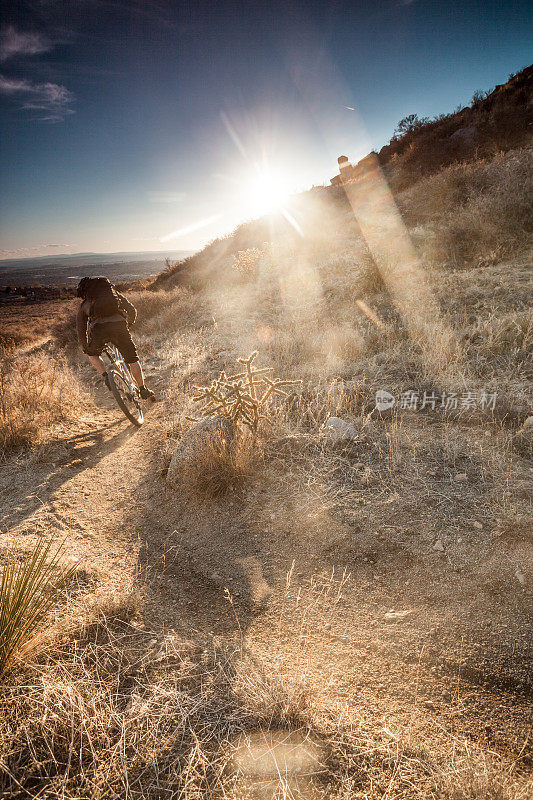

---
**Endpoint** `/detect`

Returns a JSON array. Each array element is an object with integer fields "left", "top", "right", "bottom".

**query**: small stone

[
  {"left": 457, "top": 537, "right": 463, "bottom": 543},
  {"left": 323, "top": 416, "right": 359, "bottom": 443},
  {"left": 473, "top": 521, "right": 483, "bottom": 530},
  {"left": 384, "top": 609, "right": 414, "bottom": 622},
  {"left": 523, "top": 415, "right": 533, "bottom": 430},
  {"left": 433, "top": 539, "right": 445, "bottom": 552},
  {"left": 454, "top": 473, "right": 468, "bottom": 482},
  {"left": 515, "top": 568, "right": 526, "bottom": 587},
  {"left": 423, "top": 700, "right": 435, "bottom": 710}
]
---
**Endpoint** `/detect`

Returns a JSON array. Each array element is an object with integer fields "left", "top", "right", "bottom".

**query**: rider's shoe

[
  {"left": 102, "top": 371, "right": 112, "bottom": 391},
  {"left": 139, "top": 385, "right": 157, "bottom": 402}
]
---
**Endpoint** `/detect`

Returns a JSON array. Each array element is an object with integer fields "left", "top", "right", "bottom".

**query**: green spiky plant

[
  {"left": 0, "top": 537, "right": 77, "bottom": 676},
  {"left": 191, "top": 351, "right": 300, "bottom": 434}
]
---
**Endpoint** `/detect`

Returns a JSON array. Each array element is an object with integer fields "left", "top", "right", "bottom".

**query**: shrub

[
  {"left": 0, "top": 349, "right": 93, "bottom": 455},
  {"left": 178, "top": 429, "right": 258, "bottom": 499},
  {"left": 191, "top": 351, "right": 300, "bottom": 433},
  {"left": 0, "top": 537, "right": 77, "bottom": 676},
  {"left": 232, "top": 248, "right": 263, "bottom": 280}
]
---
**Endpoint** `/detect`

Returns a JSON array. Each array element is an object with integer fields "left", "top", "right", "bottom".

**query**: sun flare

[{"left": 244, "top": 166, "right": 292, "bottom": 216}]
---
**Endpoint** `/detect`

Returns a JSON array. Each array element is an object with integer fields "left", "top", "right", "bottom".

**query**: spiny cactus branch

[{"left": 191, "top": 351, "right": 300, "bottom": 433}]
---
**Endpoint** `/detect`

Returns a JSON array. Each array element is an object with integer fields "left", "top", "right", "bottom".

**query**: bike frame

[{"left": 103, "top": 344, "right": 138, "bottom": 394}]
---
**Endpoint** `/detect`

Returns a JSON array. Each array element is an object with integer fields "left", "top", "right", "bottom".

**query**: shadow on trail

[
  {"left": 0, "top": 419, "right": 138, "bottom": 534},
  {"left": 119, "top": 454, "right": 332, "bottom": 799}
]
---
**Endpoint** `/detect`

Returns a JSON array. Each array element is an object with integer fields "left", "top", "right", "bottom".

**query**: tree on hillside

[{"left": 393, "top": 113, "right": 429, "bottom": 138}]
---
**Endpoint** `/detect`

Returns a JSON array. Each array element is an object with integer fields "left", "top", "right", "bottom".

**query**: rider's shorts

[{"left": 86, "top": 320, "right": 139, "bottom": 363}]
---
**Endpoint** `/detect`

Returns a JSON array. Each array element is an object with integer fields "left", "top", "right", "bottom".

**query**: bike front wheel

[{"left": 107, "top": 370, "right": 144, "bottom": 426}]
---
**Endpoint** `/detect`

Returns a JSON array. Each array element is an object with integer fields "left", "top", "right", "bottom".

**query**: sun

[{"left": 245, "top": 165, "right": 291, "bottom": 216}]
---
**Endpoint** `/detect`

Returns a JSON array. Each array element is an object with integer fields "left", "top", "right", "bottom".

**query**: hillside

[
  {"left": 377, "top": 64, "right": 533, "bottom": 191},
  {"left": 152, "top": 64, "right": 532, "bottom": 290},
  {"left": 0, "top": 67, "right": 532, "bottom": 799}
]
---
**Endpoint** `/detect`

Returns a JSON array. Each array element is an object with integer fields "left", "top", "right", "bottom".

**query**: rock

[
  {"left": 433, "top": 539, "right": 445, "bottom": 552},
  {"left": 323, "top": 417, "right": 359, "bottom": 442},
  {"left": 383, "top": 609, "right": 414, "bottom": 622},
  {"left": 167, "top": 415, "right": 234, "bottom": 486},
  {"left": 522, "top": 415, "right": 533, "bottom": 430},
  {"left": 450, "top": 125, "right": 477, "bottom": 144},
  {"left": 515, "top": 568, "right": 526, "bottom": 587},
  {"left": 423, "top": 700, "right": 436, "bottom": 710},
  {"left": 454, "top": 473, "right": 468, "bottom": 482},
  {"left": 473, "top": 521, "right": 483, "bottom": 530}
]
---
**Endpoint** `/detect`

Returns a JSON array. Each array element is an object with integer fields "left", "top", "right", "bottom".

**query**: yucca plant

[{"left": 0, "top": 537, "right": 77, "bottom": 676}]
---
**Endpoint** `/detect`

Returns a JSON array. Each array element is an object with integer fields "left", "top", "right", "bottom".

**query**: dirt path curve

[{"left": 0, "top": 395, "right": 163, "bottom": 593}]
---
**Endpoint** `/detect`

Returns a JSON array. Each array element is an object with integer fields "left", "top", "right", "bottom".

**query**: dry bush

[
  {"left": 232, "top": 247, "right": 264, "bottom": 280},
  {"left": 433, "top": 757, "right": 532, "bottom": 800},
  {"left": 178, "top": 430, "right": 259, "bottom": 499},
  {"left": 0, "top": 348, "right": 94, "bottom": 455}
]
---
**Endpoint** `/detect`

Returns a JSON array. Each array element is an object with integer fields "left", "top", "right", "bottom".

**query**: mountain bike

[{"left": 102, "top": 344, "right": 143, "bottom": 426}]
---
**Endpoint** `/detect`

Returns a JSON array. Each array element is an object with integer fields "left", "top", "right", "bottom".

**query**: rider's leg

[
  {"left": 128, "top": 361, "right": 144, "bottom": 387},
  {"left": 88, "top": 355, "right": 107, "bottom": 375},
  {"left": 129, "top": 359, "right": 156, "bottom": 400}
]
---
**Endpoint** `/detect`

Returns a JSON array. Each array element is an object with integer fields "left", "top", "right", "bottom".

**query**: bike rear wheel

[{"left": 107, "top": 369, "right": 144, "bottom": 426}]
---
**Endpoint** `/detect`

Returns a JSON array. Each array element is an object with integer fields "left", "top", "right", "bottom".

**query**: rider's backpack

[{"left": 82, "top": 277, "right": 123, "bottom": 319}]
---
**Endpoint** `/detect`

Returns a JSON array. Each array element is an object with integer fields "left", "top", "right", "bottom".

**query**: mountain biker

[{"left": 76, "top": 276, "right": 156, "bottom": 401}]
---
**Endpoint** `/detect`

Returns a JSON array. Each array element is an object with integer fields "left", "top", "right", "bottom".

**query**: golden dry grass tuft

[
  {"left": 126, "top": 286, "right": 210, "bottom": 336},
  {"left": 177, "top": 430, "right": 259, "bottom": 499},
  {"left": 0, "top": 348, "right": 95, "bottom": 456}
]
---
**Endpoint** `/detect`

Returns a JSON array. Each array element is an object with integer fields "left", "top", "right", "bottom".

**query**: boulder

[{"left": 167, "top": 415, "right": 234, "bottom": 486}]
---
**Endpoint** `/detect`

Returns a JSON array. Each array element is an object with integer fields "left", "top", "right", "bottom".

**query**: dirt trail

[{"left": 1, "top": 378, "right": 532, "bottom": 789}]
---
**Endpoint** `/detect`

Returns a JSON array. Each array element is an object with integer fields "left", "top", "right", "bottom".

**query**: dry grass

[
  {"left": 0, "top": 348, "right": 95, "bottom": 456},
  {"left": 2, "top": 572, "right": 529, "bottom": 800},
  {"left": 175, "top": 429, "right": 259, "bottom": 499},
  {"left": 399, "top": 148, "right": 533, "bottom": 265}
]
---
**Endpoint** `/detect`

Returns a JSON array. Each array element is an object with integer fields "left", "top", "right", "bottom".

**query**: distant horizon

[{"left": 0, "top": 247, "right": 195, "bottom": 265}]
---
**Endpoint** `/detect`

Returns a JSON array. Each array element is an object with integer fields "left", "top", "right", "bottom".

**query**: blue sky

[{"left": 0, "top": 0, "right": 531, "bottom": 258}]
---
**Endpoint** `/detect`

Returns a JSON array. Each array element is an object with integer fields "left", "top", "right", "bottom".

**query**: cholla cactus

[
  {"left": 232, "top": 248, "right": 263, "bottom": 279},
  {"left": 191, "top": 351, "right": 300, "bottom": 433}
]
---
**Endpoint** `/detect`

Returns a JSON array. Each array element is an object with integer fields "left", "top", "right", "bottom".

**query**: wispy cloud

[
  {"left": 0, "top": 25, "right": 51, "bottom": 62},
  {"left": 0, "top": 243, "right": 74, "bottom": 259},
  {"left": 0, "top": 74, "right": 75, "bottom": 121}
]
